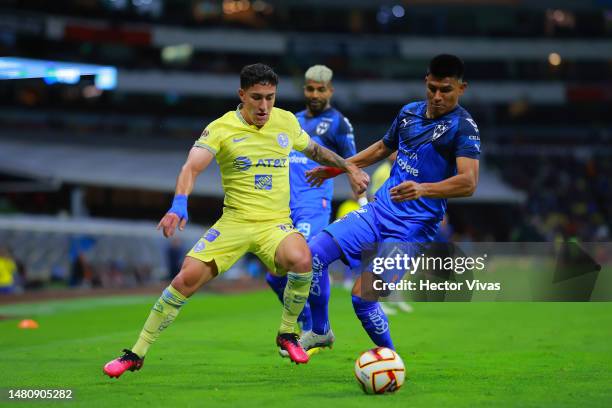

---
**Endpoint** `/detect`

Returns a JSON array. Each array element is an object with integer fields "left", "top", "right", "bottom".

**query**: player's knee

[
  {"left": 171, "top": 258, "right": 217, "bottom": 297},
  {"left": 288, "top": 248, "right": 312, "bottom": 273}
]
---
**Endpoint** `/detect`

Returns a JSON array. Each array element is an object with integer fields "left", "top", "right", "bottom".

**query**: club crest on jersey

[
  {"left": 432, "top": 122, "right": 451, "bottom": 141},
  {"left": 316, "top": 121, "right": 330, "bottom": 135},
  {"left": 233, "top": 156, "right": 252, "bottom": 171},
  {"left": 277, "top": 133, "right": 289, "bottom": 148}
]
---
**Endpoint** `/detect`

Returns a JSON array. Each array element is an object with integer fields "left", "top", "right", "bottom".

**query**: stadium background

[{"left": 0, "top": 1, "right": 611, "bottom": 406}]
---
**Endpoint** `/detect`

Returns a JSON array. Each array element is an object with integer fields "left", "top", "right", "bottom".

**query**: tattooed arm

[{"left": 301, "top": 139, "right": 369, "bottom": 194}]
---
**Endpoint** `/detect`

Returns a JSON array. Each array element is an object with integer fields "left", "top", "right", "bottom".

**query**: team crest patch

[
  {"left": 277, "top": 133, "right": 289, "bottom": 148},
  {"left": 204, "top": 228, "right": 220, "bottom": 242},
  {"left": 316, "top": 121, "right": 330, "bottom": 135},
  {"left": 255, "top": 174, "right": 273, "bottom": 190},
  {"left": 432, "top": 122, "right": 450, "bottom": 141},
  {"left": 193, "top": 240, "right": 206, "bottom": 253}
]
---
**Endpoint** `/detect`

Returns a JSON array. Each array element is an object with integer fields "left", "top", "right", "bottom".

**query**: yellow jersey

[
  {"left": 369, "top": 161, "right": 392, "bottom": 196},
  {"left": 195, "top": 106, "right": 310, "bottom": 221}
]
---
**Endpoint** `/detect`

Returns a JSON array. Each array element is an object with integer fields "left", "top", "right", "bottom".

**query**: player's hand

[
  {"left": 389, "top": 181, "right": 426, "bottom": 202},
  {"left": 305, "top": 166, "right": 344, "bottom": 187},
  {"left": 157, "top": 194, "right": 189, "bottom": 238},
  {"left": 157, "top": 213, "right": 186, "bottom": 238},
  {"left": 346, "top": 164, "right": 369, "bottom": 195}
]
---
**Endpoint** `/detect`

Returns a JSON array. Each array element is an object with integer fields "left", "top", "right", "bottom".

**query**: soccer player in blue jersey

[
  {"left": 265, "top": 65, "right": 365, "bottom": 335},
  {"left": 302, "top": 54, "right": 481, "bottom": 351}
]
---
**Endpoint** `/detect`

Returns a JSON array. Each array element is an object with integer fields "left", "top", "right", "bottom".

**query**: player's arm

[
  {"left": 301, "top": 139, "right": 369, "bottom": 194},
  {"left": 157, "top": 147, "right": 215, "bottom": 237},
  {"left": 389, "top": 157, "right": 479, "bottom": 202},
  {"left": 335, "top": 116, "right": 371, "bottom": 206},
  {"left": 306, "top": 109, "right": 399, "bottom": 184},
  {"left": 347, "top": 140, "right": 394, "bottom": 169}
]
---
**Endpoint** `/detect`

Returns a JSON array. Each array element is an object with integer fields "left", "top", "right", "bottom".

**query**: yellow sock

[
  {"left": 279, "top": 271, "right": 313, "bottom": 334},
  {"left": 132, "top": 285, "right": 187, "bottom": 357}
]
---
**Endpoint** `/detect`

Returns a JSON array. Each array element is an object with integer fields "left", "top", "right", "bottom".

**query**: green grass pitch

[{"left": 1, "top": 288, "right": 611, "bottom": 407}]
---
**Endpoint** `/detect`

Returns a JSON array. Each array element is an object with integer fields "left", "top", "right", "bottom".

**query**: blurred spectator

[{"left": 0, "top": 246, "right": 17, "bottom": 294}]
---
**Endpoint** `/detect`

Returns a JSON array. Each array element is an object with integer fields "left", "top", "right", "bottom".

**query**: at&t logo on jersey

[
  {"left": 233, "top": 156, "right": 252, "bottom": 171},
  {"left": 255, "top": 158, "right": 288, "bottom": 168},
  {"left": 255, "top": 174, "right": 273, "bottom": 190}
]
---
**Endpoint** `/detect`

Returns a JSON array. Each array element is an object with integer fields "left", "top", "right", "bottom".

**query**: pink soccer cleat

[
  {"left": 103, "top": 349, "right": 144, "bottom": 378},
  {"left": 276, "top": 333, "right": 309, "bottom": 364}
]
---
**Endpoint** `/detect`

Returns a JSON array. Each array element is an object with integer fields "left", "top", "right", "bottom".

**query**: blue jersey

[
  {"left": 377, "top": 101, "right": 481, "bottom": 223},
  {"left": 289, "top": 107, "right": 356, "bottom": 211}
]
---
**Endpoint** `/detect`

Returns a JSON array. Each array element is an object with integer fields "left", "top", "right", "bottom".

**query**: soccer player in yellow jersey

[{"left": 103, "top": 63, "right": 369, "bottom": 376}]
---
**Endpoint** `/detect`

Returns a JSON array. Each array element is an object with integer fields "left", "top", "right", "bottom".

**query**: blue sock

[
  {"left": 308, "top": 232, "right": 342, "bottom": 335},
  {"left": 351, "top": 295, "right": 395, "bottom": 349},
  {"left": 265, "top": 272, "right": 312, "bottom": 332}
]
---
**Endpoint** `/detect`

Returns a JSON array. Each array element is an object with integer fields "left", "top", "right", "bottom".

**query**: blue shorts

[
  {"left": 324, "top": 201, "right": 439, "bottom": 281},
  {"left": 291, "top": 206, "right": 332, "bottom": 242}
]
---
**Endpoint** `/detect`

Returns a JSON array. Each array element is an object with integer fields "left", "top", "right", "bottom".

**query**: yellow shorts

[{"left": 186, "top": 214, "right": 300, "bottom": 275}]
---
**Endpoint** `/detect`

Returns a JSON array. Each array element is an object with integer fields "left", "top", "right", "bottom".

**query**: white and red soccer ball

[{"left": 354, "top": 347, "right": 406, "bottom": 394}]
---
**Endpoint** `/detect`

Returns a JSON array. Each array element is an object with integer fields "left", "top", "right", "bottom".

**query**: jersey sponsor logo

[
  {"left": 200, "top": 129, "right": 209, "bottom": 138},
  {"left": 255, "top": 158, "right": 288, "bottom": 168},
  {"left": 233, "top": 156, "right": 252, "bottom": 171},
  {"left": 468, "top": 135, "right": 480, "bottom": 141},
  {"left": 310, "top": 253, "right": 323, "bottom": 296},
  {"left": 277, "top": 132, "right": 289, "bottom": 148},
  {"left": 289, "top": 155, "right": 308, "bottom": 164},
  {"left": 316, "top": 121, "right": 330, "bottom": 135},
  {"left": 255, "top": 174, "right": 273, "bottom": 190},
  {"left": 232, "top": 136, "right": 248, "bottom": 143},
  {"left": 204, "top": 228, "right": 220, "bottom": 242},
  {"left": 397, "top": 156, "right": 419, "bottom": 176},
  {"left": 432, "top": 122, "right": 451, "bottom": 141},
  {"left": 368, "top": 308, "right": 390, "bottom": 335},
  {"left": 193, "top": 239, "right": 206, "bottom": 253}
]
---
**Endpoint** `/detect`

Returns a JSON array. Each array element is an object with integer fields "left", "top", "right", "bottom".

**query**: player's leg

[
  {"left": 272, "top": 232, "right": 313, "bottom": 363},
  {"left": 351, "top": 274, "right": 395, "bottom": 350},
  {"left": 256, "top": 221, "right": 312, "bottom": 363},
  {"left": 104, "top": 217, "right": 249, "bottom": 377},
  {"left": 273, "top": 232, "right": 313, "bottom": 331},
  {"left": 307, "top": 230, "right": 342, "bottom": 336},
  {"left": 104, "top": 257, "right": 217, "bottom": 378},
  {"left": 265, "top": 210, "right": 328, "bottom": 333},
  {"left": 304, "top": 207, "right": 380, "bottom": 351}
]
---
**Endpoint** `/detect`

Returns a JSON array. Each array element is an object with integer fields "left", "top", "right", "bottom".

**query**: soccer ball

[{"left": 354, "top": 347, "right": 405, "bottom": 394}]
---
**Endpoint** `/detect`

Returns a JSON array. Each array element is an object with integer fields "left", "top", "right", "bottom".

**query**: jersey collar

[{"left": 236, "top": 103, "right": 274, "bottom": 130}]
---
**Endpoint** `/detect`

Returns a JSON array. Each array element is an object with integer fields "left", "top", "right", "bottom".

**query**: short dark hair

[
  {"left": 240, "top": 63, "right": 279, "bottom": 89},
  {"left": 428, "top": 54, "right": 465, "bottom": 80}
]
